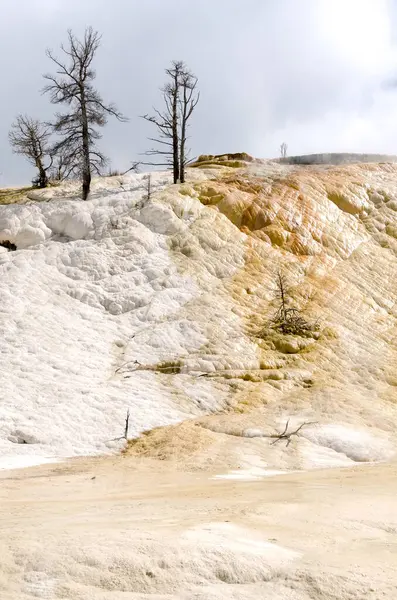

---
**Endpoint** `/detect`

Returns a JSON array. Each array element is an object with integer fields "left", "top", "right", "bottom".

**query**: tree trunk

[
  {"left": 179, "top": 132, "right": 186, "bottom": 184},
  {"left": 82, "top": 171, "right": 91, "bottom": 200},
  {"left": 81, "top": 90, "right": 91, "bottom": 200},
  {"left": 35, "top": 157, "right": 48, "bottom": 188},
  {"left": 33, "top": 138, "right": 48, "bottom": 188},
  {"left": 278, "top": 271, "right": 287, "bottom": 321},
  {"left": 171, "top": 71, "right": 179, "bottom": 184},
  {"left": 179, "top": 85, "right": 188, "bottom": 184},
  {"left": 38, "top": 167, "right": 48, "bottom": 188}
]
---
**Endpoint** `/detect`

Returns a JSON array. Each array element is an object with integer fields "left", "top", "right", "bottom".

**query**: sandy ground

[{"left": 1, "top": 455, "right": 397, "bottom": 599}]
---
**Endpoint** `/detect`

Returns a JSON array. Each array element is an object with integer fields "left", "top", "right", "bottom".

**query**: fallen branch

[
  {"left": 121, "top": 161, "right": 140, "bottom": 176},
  {"left": 115, "top": 359, "right": 182, "bottom": 378},
  {"left": 195, "top": 420, "right": 317, "bottom": 444},
  {"left": 114, "top": 359, "right": 141, "bottom": 374},
  {"left": 122, "top": 363, "right": 181, "bottom": 378},
  {"left": 266, "top": 420, "right": 316, "bottom": 447}
]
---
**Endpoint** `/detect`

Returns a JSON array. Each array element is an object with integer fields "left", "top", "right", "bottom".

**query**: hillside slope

[{"left": 0, "top": 158, "right": 396, "bottom": 472}]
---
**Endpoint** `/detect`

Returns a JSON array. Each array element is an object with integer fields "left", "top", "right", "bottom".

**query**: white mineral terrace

[{"left": 1, "top": 158, "right": 396, "bottom": 598}]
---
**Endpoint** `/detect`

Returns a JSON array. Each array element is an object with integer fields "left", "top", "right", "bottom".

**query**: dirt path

[{"left": 1, "top": 456, "right": 397, "bottom": 599}]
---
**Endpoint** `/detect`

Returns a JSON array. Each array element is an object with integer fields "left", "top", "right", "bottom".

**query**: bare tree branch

[
  {"left": 139, "top": 161, "right": 172, "bottom": 167},
  {"left": 120, "top": 162, "right": 140, "bottom": 176},
  {"left": 49, "top": 150, "right": 75, "bottom": 181}
]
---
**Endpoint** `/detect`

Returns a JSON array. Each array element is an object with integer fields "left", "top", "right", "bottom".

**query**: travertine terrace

[{"left": 1, "top": 154, "right": 397, "bottom": 598}]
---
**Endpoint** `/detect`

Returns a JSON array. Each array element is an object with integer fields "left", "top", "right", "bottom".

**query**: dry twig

[{"left": 265, "top": 420, "right": 317, "bottom": 447}]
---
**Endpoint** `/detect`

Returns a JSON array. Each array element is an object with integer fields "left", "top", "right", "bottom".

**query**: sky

[{"left": 1, "top": 0, "right": 397, "bottom": 186}]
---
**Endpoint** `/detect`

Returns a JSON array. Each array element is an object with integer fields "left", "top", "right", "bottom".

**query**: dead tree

[
  {"left": 269, "top": 270, "right": 319, "bottom": 336},
  {"left": 146, "top": 173, "right": 152, "bottom": 201},
  {"left": 49, "top": 151, "right": 75, "bottom": 182},
  {"left": 266, "top": 420, "right": 316, "bottom": 447},
  {"left": 280, "top": 142, "right": 288, "bottom": 159},
  {"left": 109, "top": 409, "right": 131, "bottom": 442},
  {"left": 168, "top": 62, "right": 181, "bottom": 184},
  {"left": 179, "top": 69, "right": 199, "bottom": 183},
  {"left": 124, "top": 409, "right": 130, "bottom": 439},
  {"left": 8, "top": 115, "right": 53, "bottom": 188},
  {"left": 275, "top": 270, "right": 289, "bottom": 324},
  {"left": 142, "top": 61, "right": 199, "bottom": 184},
  {"left": 43, "top": 27, "right": 127, "bottom": 200},
  {"left": 141, "top": 61, "right": 183, "bottom": 183}
]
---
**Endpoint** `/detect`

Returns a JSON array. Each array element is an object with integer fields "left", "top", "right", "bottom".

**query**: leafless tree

[
  {"left": 275, "top": 270, "right": 289, "bottom": 322},
  {"left": 179, "top": 68, "right": 199, "bottom": 183},
  {"left": 49, "top": 151, "right": 75, "bottom": 182},
  {"left": 145, "top": 173, "right": 152, "bottom": 201},
  {"left": 280, "top": 142, "right": 288, "bottom": 159},
  {"left": 109, "top": 408, "right": 131, "bottom": 442},
  {"left": 269, "top": 270, "right": 319, "bottom": 336},
  {"left": 141, "top": 61, "right": 183, "bottom": 183},
  {"left": 43, "top": 27, "right": 127, "bottom": 200},
  {"left": 8, "top": 115, "right": 53, "bottom": 188},
  {"left": 124, "top": 409, "right": 130, "bottom": 439},
  {"left": 142, "top": 61, "right": 199, "bottom": 184}
]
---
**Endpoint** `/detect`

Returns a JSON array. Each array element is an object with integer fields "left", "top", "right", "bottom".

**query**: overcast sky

[{"left": 1, "top": 0, "right": 397, "bottom": 186}]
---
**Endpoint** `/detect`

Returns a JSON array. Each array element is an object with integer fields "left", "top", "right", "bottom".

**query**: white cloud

[{"left": 1, "top": 0, "right": 397, "bottom": 184}]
